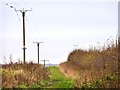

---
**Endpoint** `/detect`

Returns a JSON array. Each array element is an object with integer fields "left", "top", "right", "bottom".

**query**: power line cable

[
  {"left": 3, "top": 2, "right": 22, "bottom": 25},
  {"left": 23, "top": 2, "right": 41, "bottom": 40}
]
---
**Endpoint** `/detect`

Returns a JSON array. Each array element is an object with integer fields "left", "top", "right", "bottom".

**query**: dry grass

[
  {"left": 1, "top": 62, "right": 50, "bottom": 88},
  {"left": 60, "top": 38, "right": 119, "bottom": 88}
]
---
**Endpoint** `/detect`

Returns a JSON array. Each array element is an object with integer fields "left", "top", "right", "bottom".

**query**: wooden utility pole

[
  {"left": 33, "top": 42, "right": 43, "bottom": 64},
  {"left": 41, "top": 60, "right": 49, "bottom": 79},
  {"left": 16, "top": 8, "right": 31, "bottom": 64},
  {"left": 41, "top": 60, "right": 49, "bottom": 69}
]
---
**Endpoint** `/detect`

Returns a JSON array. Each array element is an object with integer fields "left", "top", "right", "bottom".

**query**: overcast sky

[{"left": 0, "top": 0, "right": 118, "bottom": 64}]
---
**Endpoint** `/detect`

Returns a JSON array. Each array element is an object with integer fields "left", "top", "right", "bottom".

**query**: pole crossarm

[
  {"left": 16, "top": 8, "right": 32, "bottom": 64},
  {"left": 15, "top": 8, "right": 32, "bottom": 12},
  {"left": 33, "top": 42, "right": 43, "bottom": 64},
  {"left": 41, "top": 60, "right": 49, "bottom": 68},
  {"left": 41, "top": 60, "right": 49, "bottom": 62},
  {"left": 33, "top": 42, "right": 43, "bottom": 44}
]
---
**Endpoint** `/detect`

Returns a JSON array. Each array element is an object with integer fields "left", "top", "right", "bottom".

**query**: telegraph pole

[
  {"left": 33, "top": 42, "right": 43, "bottom": 64},
  {"left": 16, "top": 8, "right": 31, "bottom": 64},
  {"left": 41, "top": 60, "right": 49, "bottom": 69},
  {"left": 41, "top": 60, "right": 49, "bottom": 79}
]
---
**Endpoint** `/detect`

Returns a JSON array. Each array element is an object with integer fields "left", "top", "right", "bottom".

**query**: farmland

[
  {"left": 0, "top": 1, "right": 119, "bottom": 89},
  {"left": 0, "top": 39, "right": 119, "bottom": 89},
  {"left": 1, "top": 63, "right": 50, "bottom": 88},
  {"left": 0, "top": 63, "right": 75, "bottom": 88}
]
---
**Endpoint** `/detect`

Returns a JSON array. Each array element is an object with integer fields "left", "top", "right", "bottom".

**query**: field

[
  {"left": 0, "top": 39, "right": 119, "bottom": 88},
  {"left": 1, "top": 63, "right": 50, "bottom": 88},
  {"left": 0, "top": 63, "right": 75, "bottom": 88}
]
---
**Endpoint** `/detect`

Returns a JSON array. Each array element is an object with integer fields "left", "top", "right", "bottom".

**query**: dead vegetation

[
  {"left": 1, "top": 62, "right": 50, "bottom": 88},
  {"left": 60, "top": 38, "right": 119, "bottom": 88}
]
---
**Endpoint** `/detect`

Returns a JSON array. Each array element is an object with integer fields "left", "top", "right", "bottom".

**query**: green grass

[
  {"left": 46, "top": 66, "right": 76, "bottom": 88},
  {"left": 18, "top": 66, "right": 76, "bottom": 88},
  {"left": 48, "top": 66, "right": 66, "bottom": 80}
]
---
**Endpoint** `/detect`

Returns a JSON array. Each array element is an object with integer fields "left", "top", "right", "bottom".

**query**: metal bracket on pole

[
  {"left": 16, "top": 8, "right": 32, "bottom": 64},
  {"left": 33, "top": 42, "right": 43, "bottom": 64}
]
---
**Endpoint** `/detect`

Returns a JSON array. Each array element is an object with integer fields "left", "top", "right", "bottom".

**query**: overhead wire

[
  {"left": 3, "top": 1, "right": 43, "bottom": 62},
  {"left": 22, "top": 1, "right": 41, "bottom": 41},
  {"left": 1, "top": 2, "right": 22, "bottom": 63},
  {"left": 23, "top": 2, "right": 46, "bottom": 63},
  {"left": 24, "top": 1, "right": 40, "bottom": 39},
  {"left": 20, "top": 1, "right": 41, "bottom": 62},
  {"left": 3, "top": 2, "right": 22, "bottom": 25}
]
